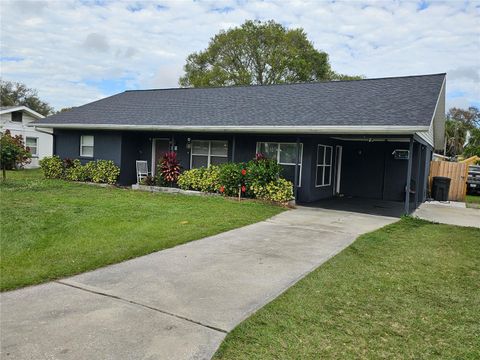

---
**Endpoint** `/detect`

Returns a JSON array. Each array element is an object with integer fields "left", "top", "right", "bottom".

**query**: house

[
  {"left": 32, "top": 73, "right": 446, "bottom": 212},
  {"left": 0, "top": 106, "right": 53, "bottom": 168}
]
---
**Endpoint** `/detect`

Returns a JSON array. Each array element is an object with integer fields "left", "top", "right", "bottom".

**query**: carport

[{"left": 296, "top": 134, "right": 434, "bottom": 215}]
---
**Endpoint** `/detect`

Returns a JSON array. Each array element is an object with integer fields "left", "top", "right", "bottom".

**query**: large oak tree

[{"left": 179, "top": 20, "right": 361, "bottom": 87}]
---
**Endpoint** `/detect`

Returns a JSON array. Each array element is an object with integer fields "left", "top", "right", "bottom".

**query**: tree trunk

[{"left": 2, "top": 164, "right": 6, "bottom": 181}]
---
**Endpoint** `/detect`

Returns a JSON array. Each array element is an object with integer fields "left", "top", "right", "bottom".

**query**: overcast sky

[{"left": 1, "top": 0, "right": 479, "bottom": 111}]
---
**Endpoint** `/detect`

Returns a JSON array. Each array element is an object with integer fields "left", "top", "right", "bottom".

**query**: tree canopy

[
  {"left": 0, "top": 80, "right": 54, "bottom": 116},
  {"left": 444, "top": 106, "right": 480, "bottom": 157},
  {"left": 179, "top": 20, "right": 362, "bottom": 88}
]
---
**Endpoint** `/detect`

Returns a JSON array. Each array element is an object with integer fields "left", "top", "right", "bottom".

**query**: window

[
  {"left": 11, "top": 111, "right": 22, "bottom": 122},
  {"left": 315, "top": 144, "right": 332, "bottom": 187},
  {"left": 80, "top": 135, "right": 94, "bottom": 157},
  {"left": 26, "top": 137, "right": 38, "bottom": 157},
  {"left": 256, "top": 142, "right": 303, "bottom": 186},
  {"left": 191, "top": 140, "right": 228, "bottom": 168}
]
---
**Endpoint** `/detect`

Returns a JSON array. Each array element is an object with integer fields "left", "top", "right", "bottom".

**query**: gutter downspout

[{"left": 404, "top": 137, "right": 414, "bottom": 214}]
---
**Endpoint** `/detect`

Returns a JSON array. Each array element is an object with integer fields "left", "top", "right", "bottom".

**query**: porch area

[{"left": 125, "top": 132, "right": 432, "bottom": 214}]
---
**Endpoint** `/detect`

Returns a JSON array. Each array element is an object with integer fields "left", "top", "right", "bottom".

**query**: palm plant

[{"left": 445, "top": 119, "right": 468, "bottom": 157}]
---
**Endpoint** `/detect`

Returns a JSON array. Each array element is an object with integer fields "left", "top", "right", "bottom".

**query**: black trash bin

[{"left": 432, "top": 176, "right": 451, "bottom": 201}]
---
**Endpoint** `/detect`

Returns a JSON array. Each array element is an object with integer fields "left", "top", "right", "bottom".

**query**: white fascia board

[
  {"left": 0, "top": 106, "right": 45, "bottom": 119},
  {"left": 31, "top": 124, "right": 430, "bottom": 134}
]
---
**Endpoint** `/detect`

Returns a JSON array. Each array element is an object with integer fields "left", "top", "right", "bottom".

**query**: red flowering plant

[{"left": 159, "top": 151, "right": 181, "bottom": 186}]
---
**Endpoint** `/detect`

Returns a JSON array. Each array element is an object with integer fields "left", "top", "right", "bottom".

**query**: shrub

[
  {"left": 140, "top": 175, "right": 156, "bottom": 186},
  {"left": 39, "top": 156, "right": 64, "bottom": 179},
  {"left": 90, "top": 160, "right": 120, "bottom": 184},
  {"left": 159, "top": 152, "right": 181, "bottom": 185},
  {"left": 64, "top": 159, "right": 87, "bottom": 181},
  {"left": 198, "top": 165, "right": 220, "bottom": 192},
  {"left": 41, "top": 158, "right": 120, "bottom": 184},
  {"left": 0, "top": 130, "right": 31, "bottom": 178},
  {"left": 244, "top": 157, "right": 282, "bottom": 196},
  {"left": 177, "top": 156, "right": 290, "bottom": 203},
  {"left": 177, "top": 166, "right": 220, "bottom": 193},
  {"left": 82, "top": 161, "right": 96, "bottom": 182},
  {"left": 251, "top": 178, "right": 294, "bottom": 203},
  {"left": 178, "top": 167, "right": 204, "bottom": 190},
  {"left": 62, "top": 158, "right": 76, "bottom": 169},
  {"left": 218, "top": 162, "right": 244, "bottom": 196}
]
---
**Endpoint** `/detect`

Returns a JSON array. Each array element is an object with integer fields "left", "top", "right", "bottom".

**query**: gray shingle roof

[{"left": 35, "top": 73, "right": 445, "bottom": 128}]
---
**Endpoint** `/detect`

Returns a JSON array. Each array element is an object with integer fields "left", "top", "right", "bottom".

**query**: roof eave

[
  {"left": 0, "top": 106, "right": 45, "bottom": 119},
  {"left": 30, "top": 124, "right": 429, "bottom": 134}
]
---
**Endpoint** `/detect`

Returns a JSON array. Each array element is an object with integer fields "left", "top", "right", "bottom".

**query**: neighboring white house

[{"left": 0, "top": 106, "right": 53, "bottom": 168}]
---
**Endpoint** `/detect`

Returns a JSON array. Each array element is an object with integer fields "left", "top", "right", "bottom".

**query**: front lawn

[
  {"left": 0, "top": 169, "right": 284, "bottom": 291},
  {"left": 214, "top": 218, "right": 480, "bottom": 359},
  {"left": 466, "top": 194, "right": 480, "bottom": 209}
]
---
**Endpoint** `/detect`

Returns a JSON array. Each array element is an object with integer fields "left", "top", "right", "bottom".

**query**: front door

[
  {"left": 334, "top": 145, "right": 343, "bottom": 195},
  {"left": 153, "top": 139, "right": 170, "bottom": 175}
]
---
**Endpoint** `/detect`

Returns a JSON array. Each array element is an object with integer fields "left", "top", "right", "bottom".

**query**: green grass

[
  {"left": 466, "top": 194, "right": 480, "bottom": 209},
  {"left": 214, "top": 218, "right": 480, "bottom": 360},
  {"left": 0, "top": 169, "right": 284, "bottom": 291}
]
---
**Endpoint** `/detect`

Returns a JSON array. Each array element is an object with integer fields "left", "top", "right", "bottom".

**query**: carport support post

[
  {"left": 415, "top": 144, "right": 422, "bottom": 206},
  {"left": 404, "top": 138, "right": 414, "bottom": 214},
  {"left": 294, "top": 137, "right": 300, "bottom": 201}
]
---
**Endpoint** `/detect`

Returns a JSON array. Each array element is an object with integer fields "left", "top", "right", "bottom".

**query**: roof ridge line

[{"left": 124, "top": 73, "right": 446, "bottom": 93}]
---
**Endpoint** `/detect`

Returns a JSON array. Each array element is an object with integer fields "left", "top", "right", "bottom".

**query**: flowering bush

[
  {"left": 218, "top": 162, "right": 244, "bottom": 196},
  {"left": 243, "top": 156, "right": 282, "bottom": 196}
]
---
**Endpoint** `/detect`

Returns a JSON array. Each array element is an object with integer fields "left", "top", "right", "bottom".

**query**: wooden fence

[{"left": 429, "top": 161, "right": 468, "bottom": 201}]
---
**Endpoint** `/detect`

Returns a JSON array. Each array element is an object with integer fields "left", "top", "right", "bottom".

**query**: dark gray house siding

[
  {"left": 52, "top": 129, "right": 431, "bottom": 206},
  {"left": 55, "top": 129, "right": 122, "bottom": 166}
]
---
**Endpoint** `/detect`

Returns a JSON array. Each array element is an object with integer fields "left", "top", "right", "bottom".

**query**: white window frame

[
  {"left": 25, "top": 137, "right": 38, "bottom": 157},
  {"left": 315, "top": 144, "right": 333, "bottom": 187},
  {"left": 80, "top": 135, "right": 94, "bottom": 158},
  {"left": 255, "top": 142, "right": 303, "bottom": 186},
  {"left": 190, "top": 140, "right": 228, "bottom": 168}
]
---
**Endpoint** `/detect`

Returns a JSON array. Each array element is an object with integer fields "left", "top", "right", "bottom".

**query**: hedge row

[{"left": 39, "top": 156, "right": 120, "bottom": 185}]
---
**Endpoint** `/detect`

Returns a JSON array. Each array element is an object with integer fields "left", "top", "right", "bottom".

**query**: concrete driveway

[
  {"left": 1, "top": 207, "right": 397, "bottom": 360},
  {"left": 413, "top": 201, "right": 480, "bottom": 228}
]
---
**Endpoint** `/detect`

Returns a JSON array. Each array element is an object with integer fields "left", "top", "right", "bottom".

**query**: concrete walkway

[
  {"left": 1, "top": 207, "right": 397, "bottom": 360},
  {"left": 413, "top": 202, "right": 480, "bottom": 228}
]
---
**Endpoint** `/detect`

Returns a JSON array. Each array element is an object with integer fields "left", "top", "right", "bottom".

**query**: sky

[{"left": 1, "top": 0, "right": 479, "bottom": 111}]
